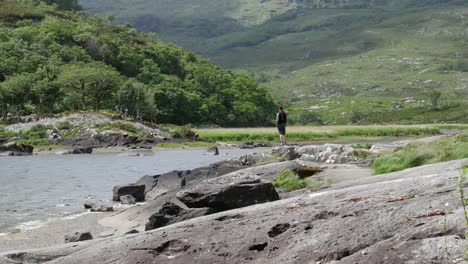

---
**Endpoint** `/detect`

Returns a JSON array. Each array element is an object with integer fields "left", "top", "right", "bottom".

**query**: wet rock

[
  {"left": 120, "top": 195, "right": 136, "bottom": 205},
  {"left": 64, "top": 232, "right": 93, "bottom": 243},
  {"left": 207, "top": 146, "right": 219, "bottom": 155},
  {"left": 0, "top": 142, "right": 33, "bottom": 156},
  {"left": 176, "top": 172, "right": 280, "bottom": 211},
  {"left": 112, "top": 184, "right": 145, "bottom": 202}
]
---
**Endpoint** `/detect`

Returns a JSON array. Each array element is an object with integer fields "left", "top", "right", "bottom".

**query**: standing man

[{"left": 276, "top": 106, "right": 287, "bottom": 145}]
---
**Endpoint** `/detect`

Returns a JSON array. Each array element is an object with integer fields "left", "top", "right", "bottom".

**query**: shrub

[
  {"left": 20, "top": 125, "right": 53, "bottom": 140},
  {"left": 273, "top": 170, "right": 308, "bottom": 192},
  {"left": 171, "top": 124, "right": 196, "bottom": 139},
  {"left": 57, "top": 121, "right": 73, "bottom": 130}
]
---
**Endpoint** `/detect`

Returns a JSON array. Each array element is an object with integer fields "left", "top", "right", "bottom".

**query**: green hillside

[
  {"left": 80, "top": 0, "right": 468, "bottom": 125},
  {"left": 0, "top": 0, "right": 275, "bottom": 126}
]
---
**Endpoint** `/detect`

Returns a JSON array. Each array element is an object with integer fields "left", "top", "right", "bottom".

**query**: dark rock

[
  {"left": 112, "top": 184, "right": 145, "bottom": 202},
  {"left": 70, "top": 146, "right": 93, "bottom": 154},
  {"left": 268, "top": 223, "right": 291, "bottom": 238},
  {"left": 64, "top": 232, "right": 93, "bottom": 243},
  {"left": 90, "top": 204, "right": 114, "bottom": 212},
  {"left": 136, "top": 171, "right": 188, "bottom": 200},
  {"left": 0, "top": 142, "right": 33, "bottom": 156},
  {"left": 239, "top": 142, "right": 256, "bottom": 149},
  {"left": 120, "top": 195, "right": 136, "bottom": 205},
  {"left": 83, "top": 201, "right": 95, "bottom": 209},
  {"left": 145, "top": 201, "right": 215, "bottom": 231},
  {"left": 207, "top": 146, "right": 219, "bottom": 155},
  {"left": 176, "top": 172, "right": 280, "bottom": 211}
]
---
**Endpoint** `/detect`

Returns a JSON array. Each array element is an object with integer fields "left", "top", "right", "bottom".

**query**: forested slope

[{"left": 0, "top": 0, "right": 276, "bottom": 126}]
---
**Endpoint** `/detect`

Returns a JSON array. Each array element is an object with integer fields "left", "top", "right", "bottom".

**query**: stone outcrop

[{"left": 176, "top": 172, "right": 280, "bottom": 211}]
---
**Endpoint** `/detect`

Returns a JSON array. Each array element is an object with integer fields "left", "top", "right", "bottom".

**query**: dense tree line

[{"left": 0, "top": 0, "right": 276, "bottom": 126}]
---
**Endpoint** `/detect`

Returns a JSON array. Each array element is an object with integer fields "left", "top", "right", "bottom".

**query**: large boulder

[
  {"left": 112, "top": 184, "right": 145, "bottom": 202},
  {"left": 0, "top": 142, "right": 33, "bottom": 156},
  {"left": 176, "top": 172, "right": 280, "bottom": 211},
  {"left": 136, "top": 171, "right": 189, "bottom": 201},
  {"left": 145, "top": 201, "right": 215, "bottom": 231},
  {"left": 64, "top": 232, "right": 93, "bottom": 243}
]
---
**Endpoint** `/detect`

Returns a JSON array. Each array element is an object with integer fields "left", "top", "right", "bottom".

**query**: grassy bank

[
  {"left": 372, "top": 134, "right": 468, "bottom": 175},
  {"left": 196, "top": 125, "right": 444, "bottom": 143}
]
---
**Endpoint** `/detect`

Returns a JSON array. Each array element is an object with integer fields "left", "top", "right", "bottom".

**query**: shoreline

[
  {"left": 22, "top": 135, "right": 416, "bottom": 156},
  {"left": 0, "top": 212, "right": 111, "bottom": 253}
]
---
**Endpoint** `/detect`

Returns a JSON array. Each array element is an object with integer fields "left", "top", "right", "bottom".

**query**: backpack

[{"left": 278, "top": 111, "right": 287, "bottom": 124}]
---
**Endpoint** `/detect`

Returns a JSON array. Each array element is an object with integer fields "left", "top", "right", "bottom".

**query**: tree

[
  {"left": 116, "top": 79, "right": 156, "bottom": 120},
  {"left": 153, "top": 77, "right": 202, "bottom": 124},
  {"left": 106, "top": 13, "right": 115, "bottom": 25},
  {"left": 56, "top": 62, "right": 122, "bottom": 111},
  {"left": 0, "top": 73, "right": 35, "bottom": 116},
  {"left": 429, "top": 90, "right": 442, "bottom": 111}
]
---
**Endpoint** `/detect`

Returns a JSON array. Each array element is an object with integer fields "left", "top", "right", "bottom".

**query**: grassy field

[{"left": 194, "top": 124, "right": 465, "bottom": 143}]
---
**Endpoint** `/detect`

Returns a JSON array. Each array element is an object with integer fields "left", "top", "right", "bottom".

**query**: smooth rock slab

[{"left": 176, "top": 172, "right": 280, "bottom": 211}]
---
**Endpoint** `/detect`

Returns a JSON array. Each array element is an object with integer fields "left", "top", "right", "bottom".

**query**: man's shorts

[{"left": 277, "top": 123, "right": 286, "bottom": 135}]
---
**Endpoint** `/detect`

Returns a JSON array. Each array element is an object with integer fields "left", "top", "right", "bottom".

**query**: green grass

[
  {"left": 273, "top": 170, "right": 333, "bottom": 192},
  {"left": 372, "top": 134, "right": 468, "bottom": 175},
  {"left": 273, "top": 170, "right": 308, "bottom": 192},
  {"left": 196, "top": 126, "right": 441, "bottom": 142}
]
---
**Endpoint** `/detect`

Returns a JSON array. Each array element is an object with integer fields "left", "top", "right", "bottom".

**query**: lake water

[{"left": 0, "top": 148, "right": 266, "bottom": 233}]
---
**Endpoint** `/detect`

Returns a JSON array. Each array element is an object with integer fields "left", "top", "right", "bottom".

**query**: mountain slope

[{"left": 81, "top": 0, "right": 468, "bottom": 125}]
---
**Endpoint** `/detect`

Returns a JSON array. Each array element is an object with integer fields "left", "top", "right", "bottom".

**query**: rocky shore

[{"left": 1, "top": 137, "right": 467, "bottom": 263}]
